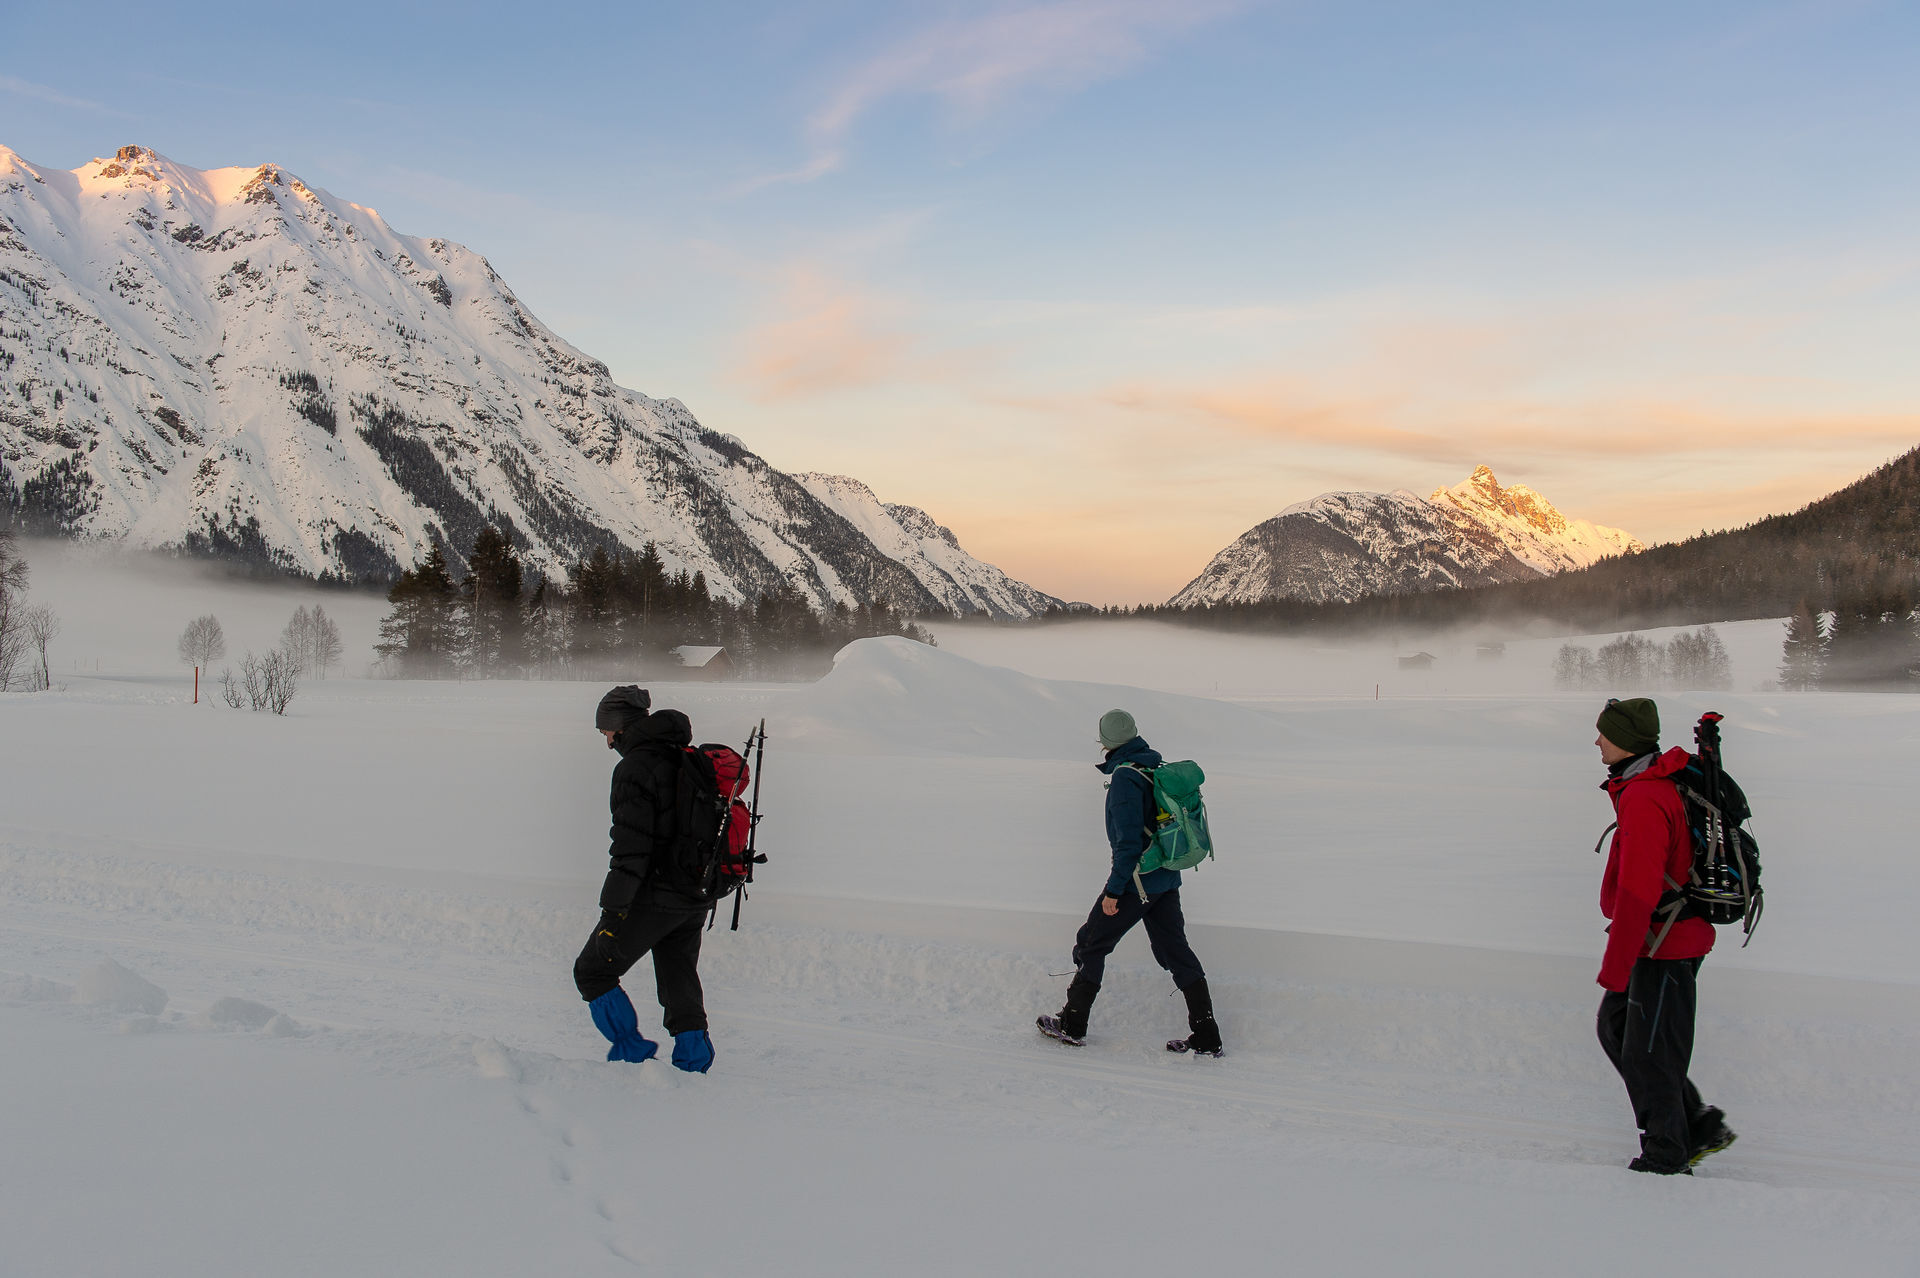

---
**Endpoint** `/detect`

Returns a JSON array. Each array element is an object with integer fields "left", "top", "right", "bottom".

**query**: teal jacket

[{"left": 1097, "top": 736, "right": 1181, "bottom": 899}]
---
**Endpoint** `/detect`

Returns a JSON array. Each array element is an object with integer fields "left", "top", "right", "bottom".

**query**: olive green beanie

[
  {"left": 1596, "top": 697, "right": 1660, "bottom": 756},
  {"left": 1098, "top": 709, "right": 1138, "bottom": 751}
]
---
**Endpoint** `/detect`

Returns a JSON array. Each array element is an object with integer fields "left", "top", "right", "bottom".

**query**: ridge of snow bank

[{"left": 790, "top": 637, "right": 1287, "bottom": 759}]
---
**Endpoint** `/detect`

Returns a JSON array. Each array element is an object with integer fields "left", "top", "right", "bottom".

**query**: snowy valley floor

[{"left": 5, "top": 634, "right": 1920, "bottom": 1275}]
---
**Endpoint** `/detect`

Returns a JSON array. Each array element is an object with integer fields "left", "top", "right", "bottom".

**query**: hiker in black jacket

[
  {"left": 1038, "top": 709, "right": 1221, "bottom": 1055},
  {"left": 574, "top": 685, "right": 715, "bottom": 1073}
]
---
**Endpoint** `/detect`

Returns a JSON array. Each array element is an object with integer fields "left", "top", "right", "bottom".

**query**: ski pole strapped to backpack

[{"left": 1123, "top": 760, "right": 1215, "bottom": 874}]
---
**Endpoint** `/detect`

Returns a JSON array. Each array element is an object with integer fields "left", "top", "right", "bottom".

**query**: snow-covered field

[{"left": 5, "top": 589, "right": 1920, "bottom": 1275}]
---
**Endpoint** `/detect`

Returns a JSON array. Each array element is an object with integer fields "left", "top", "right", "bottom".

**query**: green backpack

[{"left": 1122, "top": 760, "right": 1215, "bottom": 876}]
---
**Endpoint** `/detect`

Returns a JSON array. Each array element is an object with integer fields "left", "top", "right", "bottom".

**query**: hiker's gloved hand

[
  {"left": 671, "top": 1030, "right": 714, "bottom": 1073},
  {"left": 1101, "top": 895, "right": 1120, "bottom": 917}
]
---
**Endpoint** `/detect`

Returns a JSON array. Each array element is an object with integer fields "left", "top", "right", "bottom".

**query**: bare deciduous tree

[
  {"left": 178, "top": 614, "right": 227, "bottom": 669},
  {"left": 219, "top": 665, "right": 243, "bottom": 708},
  {"left": 0, "top": 527, "right": 31, "bottom": 691},
  {"left": 237, "top": 648, "right": 299, "bottom": 715},
  {"left": 23, "top": 604, "right": 58, "bottom": 691},
  {"left": 278, "top": 605, "right": 343, "bottom": 679},
  {"left": 312, "top": 606, "right": 342, "bottom": 679}
]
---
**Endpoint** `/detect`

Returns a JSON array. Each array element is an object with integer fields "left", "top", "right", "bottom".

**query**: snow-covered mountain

[
  {"left": 795, "top": 473, "right": 1060, "bottom": 618},
  {"left": 1169, "top": 466, "right": 1642, "bottom": 607},
  {"left": 0, "top": 145, "right": 1053, "bottom": 617}
]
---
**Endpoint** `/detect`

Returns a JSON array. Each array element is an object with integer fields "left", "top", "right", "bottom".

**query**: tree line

[
  {"left": 1777, "top": 599, "right": 1919, "bottom": 691},
  {"left": 374, "top": 526, "right": 935, "bottom": 680}
]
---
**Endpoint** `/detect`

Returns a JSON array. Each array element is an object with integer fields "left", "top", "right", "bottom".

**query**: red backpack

[{"left": 699, "top": 744, "right": 753, "bottom": 887}]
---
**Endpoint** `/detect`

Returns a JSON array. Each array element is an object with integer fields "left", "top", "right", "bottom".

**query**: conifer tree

[
  {"left": 462, "top": 525, "right": 525, "bottom": 675},
  {"left": 569, "top": 545, "right": 615, "bottom": 670},
  {"left": 376, "top": 543, "right": 458, "bottom": 677},
  {"left": 1779, "top": 601, "right": 1827, "bottom": 690}
]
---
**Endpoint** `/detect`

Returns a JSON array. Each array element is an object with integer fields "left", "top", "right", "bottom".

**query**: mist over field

[
  {"left": 930, "top": 616, "right": 1791, "bottom": 700},
  {"left": 15, "top": 539, "right": 389, "bottom": 679}
]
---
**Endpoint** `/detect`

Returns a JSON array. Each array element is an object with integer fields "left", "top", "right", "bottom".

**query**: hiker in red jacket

[{"left": 1593, "top": 697, "right": 1737, "bottom": 1174}]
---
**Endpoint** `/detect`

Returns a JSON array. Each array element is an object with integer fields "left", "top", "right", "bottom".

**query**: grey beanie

[
  {"left": 1098, "top": 708, "right": 1138, "bottom": 751},
  {"left": 595, "top": 685, "right": 651, "bottom": 733}
]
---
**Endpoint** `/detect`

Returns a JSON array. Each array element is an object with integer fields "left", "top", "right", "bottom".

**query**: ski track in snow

[{"left": 5, "top": 637, "right": 1920, "bottom": 1274}]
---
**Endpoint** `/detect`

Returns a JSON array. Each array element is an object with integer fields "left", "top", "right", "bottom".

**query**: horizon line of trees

[{"left": 374, "top": 526, "right": 935, "bottom": 681}]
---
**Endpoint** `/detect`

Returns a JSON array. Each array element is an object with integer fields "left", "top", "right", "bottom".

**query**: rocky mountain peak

[
  {"left": 0, "top": 141, "right": 1060, "bottom": 619},
  {"left": 1171, "top": 467, "right": 1643, "bottom": 608}
]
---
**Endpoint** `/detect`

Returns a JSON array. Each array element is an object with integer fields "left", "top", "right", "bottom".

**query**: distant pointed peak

[
  {"left": 91, "top": 145, "right": 164, "bottom": 181},
  {"left": 1468, "top": 464, "right": 1499, "bottom": 490}
]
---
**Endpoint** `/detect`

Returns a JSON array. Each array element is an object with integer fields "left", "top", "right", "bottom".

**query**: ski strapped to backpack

[
  {"left": 1593, "top": 711, "right": 1765, "bottom": 953},
  {"left": 1120, "top": 760, "right": 1214, "bottom": 900}
]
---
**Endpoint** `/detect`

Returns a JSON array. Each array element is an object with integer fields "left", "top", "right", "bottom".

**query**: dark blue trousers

[{"left": 1072, "top": 887, "right": 1206, "bottom": 990}]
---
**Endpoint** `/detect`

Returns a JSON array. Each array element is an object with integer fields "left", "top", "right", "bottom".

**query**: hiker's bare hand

[{"left": 1101, "top": 895, "right": 1119, "bottom": 916}]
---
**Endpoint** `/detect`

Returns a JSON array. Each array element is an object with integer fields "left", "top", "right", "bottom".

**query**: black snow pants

[
  {"left": 1597, "top": 955, "right": 1705, "bottom": 1168},
  {"left": 573, "top": 905, "right": 709, "bottom": 1034},
  {"left": 1072, "top": 887, "right": 1206, "bottom": 991}
]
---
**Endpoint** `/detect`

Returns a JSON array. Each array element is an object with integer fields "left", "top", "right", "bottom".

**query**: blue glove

[
  {"left": 671, "top": 1029, "right": 714, "bottom": 1073},
  {"left": 588, "top": 989, "right": 658, "bottom": 1063}
]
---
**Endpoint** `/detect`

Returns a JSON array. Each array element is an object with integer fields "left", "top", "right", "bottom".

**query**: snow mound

[
  {"left": 790, "top": 637, "right": 1285, "bottom": 760},
  {"left": 205, "top": 997, "right": 282, "bottom": 1030},
  {"left": 72, "top": 959, "right": 167, "bottom": 1015},
  {"left": 0, "top": 972, "right": 75, "bottom": 1003}
]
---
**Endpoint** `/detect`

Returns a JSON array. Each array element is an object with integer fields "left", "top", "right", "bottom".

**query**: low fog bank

[
  {"left": 10, "top": 539, "right": 390, "bottom": 679},
  {"left": 928, "top": 618, "right": 1791, "bottom": 701}
]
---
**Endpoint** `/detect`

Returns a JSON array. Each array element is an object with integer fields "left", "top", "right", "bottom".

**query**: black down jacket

[{"left": 599, "top": 708, "right": 703, "bottom": 911}]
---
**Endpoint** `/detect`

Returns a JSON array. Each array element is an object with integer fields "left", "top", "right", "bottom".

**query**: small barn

[
  {"left": 1397, "top": 651, "right": 1436, "bottom": 671},
  {"left": 670, "top": 645, "right": 736, "bottom": 681}
]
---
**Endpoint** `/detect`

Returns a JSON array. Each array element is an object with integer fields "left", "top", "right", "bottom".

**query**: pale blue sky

[{"left": 8, "top": 1, "right": 1918, "bottom": 601}]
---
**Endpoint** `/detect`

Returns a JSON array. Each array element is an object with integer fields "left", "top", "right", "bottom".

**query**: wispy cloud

[
  {"left": 0, "top": 74, "right": 114, "bottom": 114},
  {"left": 750, "top": 0, "right": 1244, "bottom": 187},
  {"left": 1099, "top": 377, "right": 1920, "bottom": 463},
  {"left": 731, "top": 266, "right": 1000, "bottom": 400}
]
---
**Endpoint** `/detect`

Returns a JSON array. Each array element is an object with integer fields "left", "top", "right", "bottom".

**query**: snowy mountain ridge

[
  {"left": 1170, "top": 467, "right": 1642, "bottom": 607},
  {"left": 794, "top": 473, "right": 1061, "bottom": 618},
  {"left": 0, "top": 144, "right": 1054, "bottom": 617}
]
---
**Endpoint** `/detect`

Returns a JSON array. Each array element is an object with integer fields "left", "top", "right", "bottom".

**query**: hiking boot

[
  {"left": 1627, "top": 1156, "right": 1692, "bottom": 1176},
  {"left": 1038, "top": 977, "right": 1098, "bottom": 1046},
  {"left": 1036, "top": 1014, "right": 1085, "bottom": 1047},
  {"left": 1167, "top": 978, "right": 1224, "bottom": 1056},
  {"left": 1166, "top": 1017, "right": 1223, "bottom": 1056},
  {"left": 1688, "top": 1107, "right": 1737, "bottom": 1166}
]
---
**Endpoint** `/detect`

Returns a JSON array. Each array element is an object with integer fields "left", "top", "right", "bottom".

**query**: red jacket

[{"left": 1598, "top": 747, "right": 1715, "bottom": 991}]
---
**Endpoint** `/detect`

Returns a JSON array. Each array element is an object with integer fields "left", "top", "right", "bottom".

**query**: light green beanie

[{"left": 1098, "top": 708, "right": 1138, "bottom": 751}]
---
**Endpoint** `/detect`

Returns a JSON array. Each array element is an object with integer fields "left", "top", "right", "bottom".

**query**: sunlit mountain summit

[
  {"left": 1171, "top": 466, "right": 1643, "bottom": 607},
  {"left": 0, "top": 145, "right": 1058, "bottom": 618}
]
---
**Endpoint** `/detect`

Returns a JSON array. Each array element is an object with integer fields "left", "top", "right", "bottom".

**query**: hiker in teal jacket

[
  {"left": 1099, "top": 735, "right": 1181, "bottom": 899},
  {"left": 1037, "top": 709, "right": 1222, "bottom": 1055}
]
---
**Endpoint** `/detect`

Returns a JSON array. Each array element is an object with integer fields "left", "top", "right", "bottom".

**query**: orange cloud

[{"left": 732, "top": 267, "right": 997, "bottom": 401}]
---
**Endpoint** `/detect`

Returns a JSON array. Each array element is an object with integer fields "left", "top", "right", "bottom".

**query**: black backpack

[{"left": 1598, "top": 712, "right": 1765, "bottom": 951}]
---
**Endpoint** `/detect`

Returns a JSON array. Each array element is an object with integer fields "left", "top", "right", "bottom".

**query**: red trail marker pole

[{"left": 194, "top": 666, "right": 199, "bottom": 704}]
